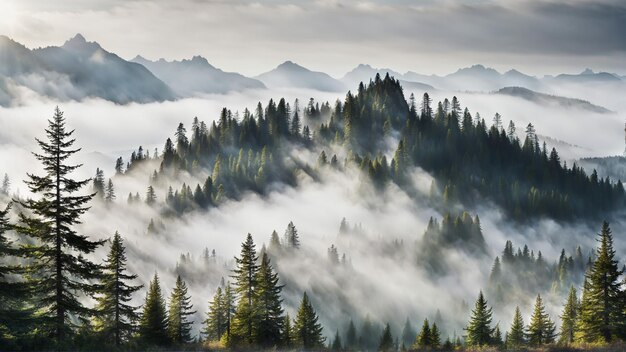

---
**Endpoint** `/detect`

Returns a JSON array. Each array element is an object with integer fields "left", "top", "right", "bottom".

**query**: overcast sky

[{"left": 1, "top": 0, "right": 625, "bottom": 77}]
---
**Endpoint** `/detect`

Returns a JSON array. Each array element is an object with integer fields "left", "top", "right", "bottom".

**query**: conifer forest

[{"left": 1, "top": 1, "right": 626, "bottom": 351}]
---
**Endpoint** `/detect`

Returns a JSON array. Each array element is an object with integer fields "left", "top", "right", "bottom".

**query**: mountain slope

[
  {"left": 132, "top": 55, "right": 265, "bottom": 96},
  {"left": 495, "top": 86, "right": 612, "bottom": 114},
  {"left": 256, "top": 61, "right": 345, "bottom": 92},
  {"left": 0, "top": 34, "right": 175, "bottom": 105}
]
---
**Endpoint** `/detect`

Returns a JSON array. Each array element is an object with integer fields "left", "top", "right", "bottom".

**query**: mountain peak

[
  {"left": 276, "top": 60, "right": 306, "bottom": 71},
  {"left": 581, "top": 68, "right": 595, "bottom": 75},
  {"left": 62, "top": 33, "right": 102, "bottom": 53}
]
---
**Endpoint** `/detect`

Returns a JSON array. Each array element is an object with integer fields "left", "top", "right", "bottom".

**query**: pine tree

[
  {"left": 559, "top": 286, "right": 578, "bottom": 345},
  {"left": 293, "top": 292, "right": 325, "bottom": 349},
  {"left": 284, "top": 221, "right": 300, "bottom": 249},
  {"left": 254, "top": 252, "right": 284, "bottom": 347},
  {"left": 379, "top": 323, "right": 393, "bottom": 352},
  {"left": 577, "top": 221, "right": 625, "bottom": 343},
  {"left": 204, "top": 287, "right": 225, "bottom": 341},
  {"left": 17, "top": 107, "right": 104, "bottom": 342},
  {"left": 231, "top": 234, "right": 260, "bottom": 346},
  {"left": 94, "top": 232, "right": 142, "bottom": 346},
  {"left": 146, "top": 185, "right": 157, "bottom": 206},
  {"left": 93, "top": 167, "right": 105, "bottom": 199},
  {"left": 431, "top": 322, "right": 441, "bottom": 348},
  {"left": 282, "top": 313, "right": 293, "bottom": 347},
  {"left": 0, "top": 204, "right": 31, "bottom": 346},
  {"left": 139, "top": 273, "right": 169, "bottom": 346},
  {"left": 1, "top": 173, "right": 10, "bottom": 195},
  {"left": 104, "top": 179, "right": 115, "bottom": 203},
  {"left": 167, "top": 275, "right": 195, "bottom": 344},
  {"left": 345, "top": 318, "right": 357, "bottom": 350},
  {"left": 400, "top": 317, "right": 415, "bottom": 348},
  {"left": 464, "top": 291, "right": 494, "bottom": 347},
  {"left": 416, "top": 318, "right": 431, "bottom": 347},
  {"left": 115, "top": 157, "right": 124, "bottom": 174},
  {"left": 527, "top": 294, "right": 556, "bottom": 346},
  {"left": 332, "top": 329, "right": 342, "bottom": 351},
  {"left": 507, "top": 306, "right": 526, "bottom": 348}
]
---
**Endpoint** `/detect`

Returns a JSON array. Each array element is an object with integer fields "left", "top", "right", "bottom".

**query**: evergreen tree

[
  {"left": 146, "top": 185, "right": 157, "bottom": 206},
  {"left": 139, "top": 273, "right": 169, "bottom": 346},
  {"left": 464, "top": 291, "right": 494, "bottom": 347},
  {"left": 332, "top": 329, "right": 342, "bottom": 351},
  {"left": 1, "top": 173, "right": 10, "bottom": 195},
  {"left": 284, "top": 221, "right": 300, "bottom": 249},
  {"left": 577, "top": 221, "right": 625, "bottom": 343},
  {"left": 527, "top": 294, "right": 556, "bottom": 346},
  {"left": 416, "top": 318, "right": 431, "bottom": 347},
  {"left": 254, "top": 252, "right": 284, "bottom": 347},
  {"left": 400, "top": 317, "right": 415, "bottom": 348},
  {"left": 94, "top": 232, "right": 142, "bottom": 346},
  {"left": 0, "top": 204, "right": 31, "bottom": 346},
  {"left": 507, "top": 306, "right": 526, "bottom": 348},
  {"left": 168, "top": 275, "right": 196, "bottom": 344},
  {"left": 93, "top": 167, "right": 105, "bottom": 199},
  {"left": 378, "top": 323, "right": 393, "bottom": 352},
  {"left": 104, "top": 179, "right": 115, "bottom": 203},
  {"left": 559, "top": 286, "right": 578, "bottom": 345},
  {"left": 115, "top": 157, "right": 124, "bottom": 174},
  {"left": 431, "top": 322, "right": 441, "bottom": 348},
  {"left": 293, "top": 292, "right": 325, "bottom": 349},
  {"left": 231, "top": 234, "right": 260, "bottom": 346},
  {"left": 204, "top": 287, "right": 226, "bottom": 341},
  {"left": 345, "top": 318, "right": 357, "bottom": 350},
  {"left": 282, "top": 313, "right": 293, "bottom": 347},
  {"left": 17, "top": 107, "right": 104, "bottom": 342}
]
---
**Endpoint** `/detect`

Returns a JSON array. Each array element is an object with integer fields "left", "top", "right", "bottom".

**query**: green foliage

[
  {"left": 139, "top": 273, "right": 169, "bottom": 346},
  {"left": 167, "top": 275, "right": 195, "bottom": 344},
  {"left": 16, "top": 107, "right": 104, "bottom": 343},
  {"left": 576, "top": 221, "right": 625, "bottom": 343},
  {"left": 378, "top": 323, "right": 393, "bottom": 352},
  {"left": 559, "top": 286, "right": 578, "bottom": 345},
  {"left": 527, "top": 294, "right": 556, "bottom": 346},
  {"left": 253, "top": 252, "right": 284, "bottom": 347},
  {"left": 230, "top": 234, "right": 259, "bottom": 346},
  {"left": 465, "top": 291, "right": 494, "bottom": 347},
  {"left": 507, "top": 306, "right": 526, "bottom": 348},
  {"left": 293, "top": 292, "right": 325, "bottom": 349},
  {"left": 94, "top": 232, "right": 142, "bottom": 346}
]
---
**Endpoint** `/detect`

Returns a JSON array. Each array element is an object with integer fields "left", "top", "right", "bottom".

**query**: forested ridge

[{"left": 0, "top": 77, "right": 625, "bottom": 351}]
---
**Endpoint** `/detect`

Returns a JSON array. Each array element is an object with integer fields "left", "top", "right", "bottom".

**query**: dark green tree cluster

[
  {"left": 488, "top": 240, "right": 587, "bottom": 302},
  {"left": 202, "top": 234, "right": 324, "bottom": 350}
]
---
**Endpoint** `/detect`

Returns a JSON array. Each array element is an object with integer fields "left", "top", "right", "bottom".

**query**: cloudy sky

[{"left": 1, "top": 0, "right": 625, "bottom": 77}]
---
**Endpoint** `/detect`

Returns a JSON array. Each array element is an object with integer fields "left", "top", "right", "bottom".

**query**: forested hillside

[{"left": 1, "top": 77, "right": 625, "bottom": 352}]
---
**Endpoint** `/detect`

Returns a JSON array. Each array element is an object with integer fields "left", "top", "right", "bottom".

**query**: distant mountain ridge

[
  {"left": 495, "top": 86, "right": 612, "bottom": 114},
  {"left": 132, "top": 55, "right": 266, "bottom": 96},
  {"left": 255, "top": 61, "right": 346, "bottom": 92},
  {"left": 0, "top": 34, "right": 175, "bottom": 105}
]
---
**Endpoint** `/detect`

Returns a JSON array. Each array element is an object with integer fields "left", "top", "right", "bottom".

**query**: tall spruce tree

[
  {"left": 559, "top": 286, "right": 578, "bottom": 345},
  {"left": 507, "top": 306, "right": 526, "bottom": 348},
  {"left": 17, "top": 107, "right": 104, "bottom": 342},
  {"left": 332, "top": 329, "right": 342, "bottom": 351},
  {"left": 577, "top": 221, "right": 625, "bottom": 343},
  {"left": 254, "top": 252, "right": 284, "bottom": 347},
  {"left": 465, "top": 291, "right": 494, "bottom": 347},
  {"left": 104, "top": 179, "right": 115, "bottom": 203},
  {"left": 139, "top": 273, "right": 169, "bottom": 346},
  {"left": 167, "top": 275, "right": 196, "bottom": 344},
  {"left": 92, "top": 168, "right": 105, "bottom": 199},
  {"left": 94, "top": 232, "right": 142, "bottom": 346},
  {"left": 293, "top": 292, "right": 325, "bottom": 349},
  {"left": 204, "top": 287, "right": 226, "bottom": 341},
  {"left": 378, "top": 323, "right": 393, "bottom": 352},
  {"left": 284, "top": 221, "right": 300, "bottom": 249},
  {"left": 416, "top": 318, "right": 431, "bottom": 347},
  {"left": 527, "top": 294, "right": 556, "bottom": 346},
  {"left": 230, "top": 234, "right": 259, "bottom": 345},
  {"left": 345, "top": 318, "right": 357, "bottom": 350},
  {"left": 282, "top": 313, "right": 293, "bottom": 347}
]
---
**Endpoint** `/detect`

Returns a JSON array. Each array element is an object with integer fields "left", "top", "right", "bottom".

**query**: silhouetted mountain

[
  {"left": 495, "top": 86, "right": 612, "bottom": 113},
  {"left": 0, "top": 34, "right": 175, "bottom": 105},
  {"left": 255, "top": 61, "right": 345, "bottom": 92},
  {"left": 132, "top": 55, "right": 265, "bottom": 96},
  {"left": 552, "top": 68, "right": 622, "bottom": 83}
]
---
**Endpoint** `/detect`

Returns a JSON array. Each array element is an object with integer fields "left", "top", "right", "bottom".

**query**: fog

[{"left": 1, "top": 80, "right": 625, "bottom": 340}]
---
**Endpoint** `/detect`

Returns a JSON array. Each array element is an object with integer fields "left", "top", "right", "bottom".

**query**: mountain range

[{"left": 0, "top": 34, "right": 623, "bottom": 107}]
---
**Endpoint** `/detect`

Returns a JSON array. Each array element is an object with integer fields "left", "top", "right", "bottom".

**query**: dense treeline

[{"left": 114, "top": 74, "right": 624, "bottom": 222}]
